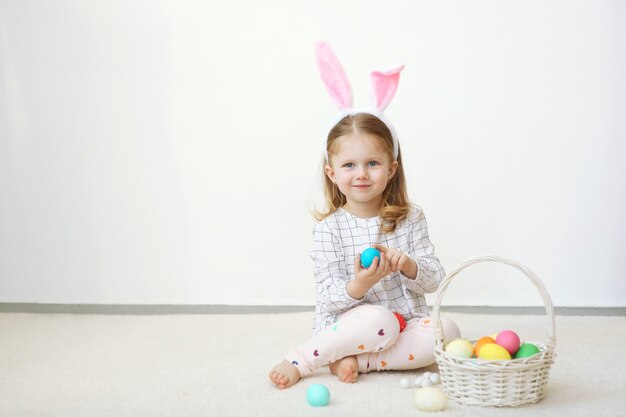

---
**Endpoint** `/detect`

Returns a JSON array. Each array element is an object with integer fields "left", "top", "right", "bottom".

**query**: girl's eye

[
  {"left": 343, "top": 163, "right": 354, "bottom": 168},
  {"left": 368, "top": 161, "right": 379, "bottom": 167}
]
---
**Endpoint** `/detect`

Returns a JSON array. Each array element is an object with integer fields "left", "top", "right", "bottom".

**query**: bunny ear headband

[{"left": 314, "top": 41, "right": 405, "bottom": 163}]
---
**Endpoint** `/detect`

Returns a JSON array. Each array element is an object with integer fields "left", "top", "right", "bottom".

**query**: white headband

[{"left": 314, "top": 41, "right": 404, "bottom": 163}]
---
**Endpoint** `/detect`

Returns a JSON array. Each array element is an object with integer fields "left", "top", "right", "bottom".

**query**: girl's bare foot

[
  {"left": 269, "top": 360, "right": 301, "bottom": 389},
  {"left": 329, "top": 355, "right": 359, "bottom": 383}
]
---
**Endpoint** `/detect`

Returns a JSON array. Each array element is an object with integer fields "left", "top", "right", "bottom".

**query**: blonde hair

[{"left": 314, "top": 113, "right": 411, "bottom": 233}]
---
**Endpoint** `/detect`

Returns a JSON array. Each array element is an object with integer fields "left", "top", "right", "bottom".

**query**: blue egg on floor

[
  {"left": 361, "top": 248, "right": 381, "bottom": 268},
  {"left": 306, "top": 384, "right": 330, "bottom": 407}
]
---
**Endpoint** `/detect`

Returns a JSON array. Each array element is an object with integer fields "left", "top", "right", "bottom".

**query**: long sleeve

[
  {"left": 309, "top": 221, "right": 362, "bottom": 315},
  {"left": 401, "top": 207, "right": 445, "bottom": 294}
]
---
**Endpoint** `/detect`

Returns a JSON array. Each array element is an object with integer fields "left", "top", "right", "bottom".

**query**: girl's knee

[
  {"left": 440, "top": 317, "right": 461, "bottom": 340},
  {"left": 405, "top": 316, "right": 460, "bottom": 339},
  {"left": 349, "top": 305, "right": 400, "bottom": 346},
  {"left": 338, "top": 305, "right": 399, "bottom": 330},
  {"left": 368, "top": 305, "right": 400, "bottom": 333}
]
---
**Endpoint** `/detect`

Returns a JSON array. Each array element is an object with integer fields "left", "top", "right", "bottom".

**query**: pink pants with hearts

[{"left": 285, "top": 304, "right": 460, "bottom": 377}]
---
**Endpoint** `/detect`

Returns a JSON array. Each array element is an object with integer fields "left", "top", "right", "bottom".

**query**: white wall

[{"left": 1, "top": 0, "right": 624, "bottom": 307}]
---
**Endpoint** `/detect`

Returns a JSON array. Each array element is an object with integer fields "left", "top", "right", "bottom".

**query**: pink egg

[{"left": 496, "top": 330, "right": 521, "bottom": 355}]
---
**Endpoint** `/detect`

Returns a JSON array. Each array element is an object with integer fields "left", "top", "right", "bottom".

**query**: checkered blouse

[{"left": 309, "top": 205, "right": 444, "bottom": 335}]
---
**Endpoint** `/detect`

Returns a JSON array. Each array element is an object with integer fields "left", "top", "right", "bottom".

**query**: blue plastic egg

[
  {"left": 361, "top": 248, "right": 381, "bottom": 268},
  {"left": 306, "top": 384, "right": 330, "bottom": 407}
]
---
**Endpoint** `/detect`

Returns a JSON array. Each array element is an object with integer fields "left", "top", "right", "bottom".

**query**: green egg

[{"left": 514, "top": 343, "right": 540, "bottom": 358}]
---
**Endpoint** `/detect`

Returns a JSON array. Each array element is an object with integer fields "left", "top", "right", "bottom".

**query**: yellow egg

[
  {"left": 414, "top": 387, "right": 447, "bottom": 411},
  {"left": 477, "top": 343, "right": 512, "bottom": 360},
  {"left": 444, "top": 339, "right": 474, "bottom": 358}
]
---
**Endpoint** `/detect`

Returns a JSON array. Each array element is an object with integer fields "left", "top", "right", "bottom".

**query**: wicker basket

[{"left": 431, "top": 255, "right": 556, "bottom": 407}]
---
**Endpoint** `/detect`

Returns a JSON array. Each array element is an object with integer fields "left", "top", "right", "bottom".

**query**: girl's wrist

[
  {"left": 401, "top": 258, "right": 418, "bottom": 280},
  {"left": 346, "top": 280, "right": 368, "bottom": 300}
]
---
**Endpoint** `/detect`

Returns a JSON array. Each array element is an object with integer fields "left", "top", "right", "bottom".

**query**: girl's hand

[
  {"left": 346, "top": 252, "right": 391, "bottom": 299},
  {"left": 371, "top": 244, "right": 417, "bottom": 279}
]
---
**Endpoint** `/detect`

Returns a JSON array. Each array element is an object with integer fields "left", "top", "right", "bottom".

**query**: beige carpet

[{"left": 1, "top": 311, "right": 625, "bottom": 417}]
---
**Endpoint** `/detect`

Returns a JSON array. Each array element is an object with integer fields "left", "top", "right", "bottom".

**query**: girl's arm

[
  {"left": 401, "top": 207, "right": 445, "bottom": 294},
  {"left": 310, "top": 222, "right": 363, "bottom": 314}
]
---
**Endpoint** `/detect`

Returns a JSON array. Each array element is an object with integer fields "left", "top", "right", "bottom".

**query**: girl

[{"left": 269, "top": 42, "right": 460, "bottom": 389}]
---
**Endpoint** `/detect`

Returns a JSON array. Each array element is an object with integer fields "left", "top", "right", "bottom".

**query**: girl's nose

[{"left": 356, "top": 166, "right": 368, "bottom": 179}]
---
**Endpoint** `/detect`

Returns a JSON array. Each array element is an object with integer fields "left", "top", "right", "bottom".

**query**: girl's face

[{"left": 325, "top": 132, "right": 398, "bottom": 218}]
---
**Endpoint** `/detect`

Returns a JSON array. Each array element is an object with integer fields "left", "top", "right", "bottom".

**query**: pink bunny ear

[
  {"left": 314, "top": 41, "right": 353, "bottom": 110},
  {"left": 370, "top": 65, "right": 405, "bottom": 112}
]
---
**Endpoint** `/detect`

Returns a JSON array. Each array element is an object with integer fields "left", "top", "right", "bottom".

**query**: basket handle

[{"left": 431, "top": 255, "right": 556, "bottom": 349}]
